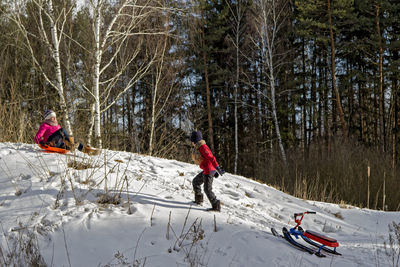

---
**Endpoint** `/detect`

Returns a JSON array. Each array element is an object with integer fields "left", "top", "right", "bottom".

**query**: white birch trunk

[
  {"left": 258, "top": 0, "right": 288, "bottom": 165},
  {"left": 93, "top": 1, "right": 102, "bottom": 148},
  {"left": 270, "top": 72, "right": 287, "bottom": 165},
  {"left": 87, "top": 0, "right": 162, "bottom": 149},
  {"left": 47, "top": 0, "right": 73, "bottom": 136},
  {"left": 9, "top": 0, "right": 74, "bottom": 136},
  {"left": 234, "top": 74, "right": 239, "bottom": 174},
  {"left": 149, "top": 84, "right": 157, "bottom": 156},
  {"left": 87, "top": 103, "right": 96, "bottom": 146},
  {"left": 149, "top": 25, "right": 169, "bottom": 155},
  {"left": 227, "top": 0, "right": 247, "bottom": 173},
  {"left": 232, "top": 27, "right": 239, "bottom": 174},
  {"left": 226, "top": 0, "right": 242, "bottom": 174},
  {"left": 233, "top": 4, "right": 242, "bottom": 174}
]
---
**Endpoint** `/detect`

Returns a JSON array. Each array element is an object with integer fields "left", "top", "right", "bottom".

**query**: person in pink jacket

[
  {"left": 35, "top": 110, "right": 82, "bottom": 151},
  {"left": 190, "top": 131, "right": 225, "bottom": 211}
]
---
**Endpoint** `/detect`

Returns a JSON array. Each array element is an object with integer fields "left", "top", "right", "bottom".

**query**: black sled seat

[{"left": 304, "top": 230, "right": 339, "bottom": 247}]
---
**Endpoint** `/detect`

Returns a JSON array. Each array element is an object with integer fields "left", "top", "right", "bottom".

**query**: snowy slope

[{"left": 0, "top": 142, "right": 398, "bottom": 267}]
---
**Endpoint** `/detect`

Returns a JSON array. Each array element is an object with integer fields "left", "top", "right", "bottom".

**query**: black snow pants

[
  {"left": 47, "top": 128, "right": 70, "bottom": 148},
  {"left": 192, "top": 172, "right": 218, "bottom": 205}
]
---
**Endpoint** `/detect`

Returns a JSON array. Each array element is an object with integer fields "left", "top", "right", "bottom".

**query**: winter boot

[
  {"left": 64, "top": 139, "right": 78, "bottom": 152},
  {"left": 194, "top": 194, "right": 203, "bottom": 205},
  {"left": 83, "top": 145, "right": 101, "bottom": 156},
  {"left": 210, "top": 200, "right": 221, "bottom": 212}
]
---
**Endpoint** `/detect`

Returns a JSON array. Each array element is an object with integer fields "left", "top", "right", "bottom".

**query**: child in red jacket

[{"left": 190, "top": 131, "right": 224, "bottom": 211}]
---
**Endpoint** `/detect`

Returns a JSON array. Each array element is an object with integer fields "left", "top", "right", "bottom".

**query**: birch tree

[
  {"left": 252, "top": 0, "right": 289, "bottom": 165},
  {"left": 85, "top": 0, "right": 167, "bottom": 148},
  {"left": 226, "top": 0, "right": 248, "bottom": 174},
  {"left": 8, "top": 0, "right": 75, "bottom": 135},
  {"left": 148, "top": 14, "right": 171, "bottom": 156}
]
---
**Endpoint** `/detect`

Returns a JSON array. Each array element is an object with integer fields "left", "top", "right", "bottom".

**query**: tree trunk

[
  {"left": 327, "top": 0, "right": 348, "bottom": 140},
  {"left": 376, "top": 3, "right": 385, "bottom": 152},
  {"left": 88, "top": 0, "right": 160, "bottom": 149},
  {"left": 301, "top": 38, "right": 307, "bottom": 158},
  {"left": 323, "top": 51, "right": 331, "bottom": 154},
  {"left": 149, "top": 32, "right": 168, "bottom": 156},
  {"left": 93, "top": 2, "right": 102, "bottom": 148},
  {"left": 392, "top": 79, "right": 398, "bottom": 168},
  {"left": 87, "top": 103, "right": 95, "bottom": 146},
  {"left": 202, "top": 49, "right": 215, "bottom": 151},
  {"left": 234, "top": 23, "right": 239, "bottom": 175},
  {"left": 311, "top": 49, "right": 317, "bottom": 140},
  {"left": 12, "top": 0, "right": 74, "bottom": 137},
  {"left": 228, "top": 0, "right": 245, "bottom": 174},
  {"left": 48, "top": 1, "right": 73, "bottom": 137},
  {"left": 268, "top": 52, "right": 287, "bottom": 165}
]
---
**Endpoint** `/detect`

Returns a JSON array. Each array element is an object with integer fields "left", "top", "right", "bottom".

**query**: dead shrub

[
  {"left": 67, "top": 159, "right": 96, "bottom": 170},
  {"left": 96, "top": 192, "right": 121, "bottom": 205},
  {"left": 384, "top": 221, "right": 400, "bottom": 267},
  {"left": 0, "top": 228, "right": 46, "bottom": 266},
  {"left": 262, "top": 138, "right": 400, "bottom": 211}
]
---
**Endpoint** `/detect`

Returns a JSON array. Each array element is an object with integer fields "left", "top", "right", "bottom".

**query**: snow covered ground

[{"left": 0, "top": 142, "right": 398, "bottom": 267}]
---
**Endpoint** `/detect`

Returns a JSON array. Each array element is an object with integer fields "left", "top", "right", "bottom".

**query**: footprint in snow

[
  {"left": 253, "top": 187, "right": 264, "bottom": 194},
  {"left": 245, "top": 191, "right": 256, "bottom": 198},
  {"left": 224, "top": 183, "right": 232, "bottom": 188},
  {"left": 223, "top": 189, "right": 240, "bottom": 200},
  {"left": 0, "top": 200, "right": 11, "bottom": 207},
  {"left": 215, "top": 248, "right": 227, "bottom": 256}
]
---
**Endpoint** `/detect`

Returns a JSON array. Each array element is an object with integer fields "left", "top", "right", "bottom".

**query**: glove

[
  {"left": 39, "top": 140, "right": 46, "bottom": 146},
  {"left": 216, "top": 166, "right": 225, "bottom": 176}
]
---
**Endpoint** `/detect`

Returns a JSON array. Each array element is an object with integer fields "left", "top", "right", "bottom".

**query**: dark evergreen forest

[{"left": 1, "top": 0, "right": 399, "bottom": 210}]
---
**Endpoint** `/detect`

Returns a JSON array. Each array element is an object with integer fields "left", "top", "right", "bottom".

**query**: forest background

[{"left": 1, "top": 0, "right": 399, "bottom": 211}]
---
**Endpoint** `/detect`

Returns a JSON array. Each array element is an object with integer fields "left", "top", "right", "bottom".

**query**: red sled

[
  {"left": 273, "top": 211, "right": 341, "bottom": 257},
  {"left": 39, "top": 143, "right": 69, "bottom": 154},
  {"left": 304, "top": 230, "right": 339, "bottom": 247}
]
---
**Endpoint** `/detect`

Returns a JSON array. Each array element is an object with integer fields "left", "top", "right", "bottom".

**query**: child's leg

[
  {"left": 62, "top": 128, "right": 71, "bottom": 142},
  {"left": 192, "top": 172, "right": 204, "bottom": 195},
  {"left": 192, "top": 172, "right": 205, "bottom": 204},
  {"left": 61, "top": 129, "right": 80, "bottom": 151},
  {"left": 203, "top": 174, "right": 217, "bottom": 204},
  {"left": 47, "top": 129, "right": 66, "bottom": 148}
]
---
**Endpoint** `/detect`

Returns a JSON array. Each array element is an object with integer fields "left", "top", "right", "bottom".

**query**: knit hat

[
  {"left": 44, "top": 110, "right": 56, "bottom": 120},
  {"left": 190, "top": 131, "right": 202, "bottom": 143}
]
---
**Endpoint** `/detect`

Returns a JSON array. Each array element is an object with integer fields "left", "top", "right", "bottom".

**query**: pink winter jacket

[{"left": 34, "top": 123, "right": 61, "bottom": 144}]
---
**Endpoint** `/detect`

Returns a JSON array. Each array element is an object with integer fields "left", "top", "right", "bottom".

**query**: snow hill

[{"left": 0, "top": 143, "right": 398, "bottom": 267}]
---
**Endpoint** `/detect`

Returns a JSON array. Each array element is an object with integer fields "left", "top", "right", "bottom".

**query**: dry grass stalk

[
  {"left": 384, "top": 222, "right": 400, "bottom": 267},
  {"left": 0, "top": 226, "right": 46, "bottom": 266},
  {"left": 150, "top": 204, "right": 156, "bottom": 226}
]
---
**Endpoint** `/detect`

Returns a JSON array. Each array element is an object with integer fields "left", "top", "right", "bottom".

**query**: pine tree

[
  {"left": 187, "top": 0, "right": 232, "bottom": 152},
  {"left": 294, "top": 0, "right": 354, "bottom": 141}
]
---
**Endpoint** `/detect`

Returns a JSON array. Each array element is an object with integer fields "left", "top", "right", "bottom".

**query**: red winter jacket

[{"left": 195, "top": 140, "right": 219, "bottom": 175}]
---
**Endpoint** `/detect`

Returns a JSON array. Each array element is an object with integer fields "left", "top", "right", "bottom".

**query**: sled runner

[
  {"left": 271, "top": 211, "right": 341, "bottom": 257},
  {"left": 39, "top": 143, "right": 68, "bottom": 154}
]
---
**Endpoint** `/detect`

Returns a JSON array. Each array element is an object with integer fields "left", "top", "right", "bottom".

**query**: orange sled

[{"left": 39, "top": 143, "right": 69, "bottom": 154}]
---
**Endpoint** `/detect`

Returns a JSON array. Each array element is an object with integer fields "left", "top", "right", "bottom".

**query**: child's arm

[{"left": 34, "top": 124, "right": 47, "bottom": 144}]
